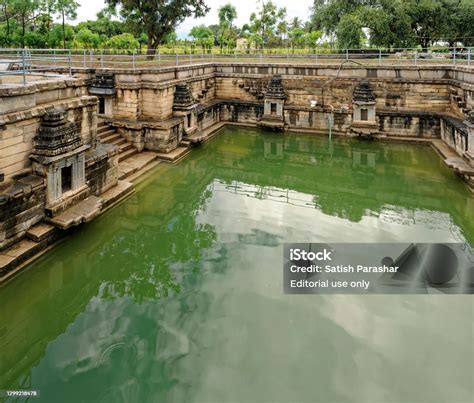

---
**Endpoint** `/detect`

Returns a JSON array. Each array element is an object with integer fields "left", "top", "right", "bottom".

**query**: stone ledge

[
  {"left": 49, "top": 195, "right": 102, "bottom": 229},
  {"left": 26, "top": 223, "right": 56, "bottom": 242}
]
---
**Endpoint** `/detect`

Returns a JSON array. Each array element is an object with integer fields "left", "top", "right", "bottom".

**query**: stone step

[
  {"left": 100, "top": 180, "right": 135, "bottom": 210},
  {"left": 97, "top": 124, "right": 112, "bottom": 134},
  {"left": 118, "top": 142, "right": 132, "bottom": 153},
  {"left": 118, "top": 152, "right": 159, "bottom": 180},
  {"left": 49, "top": 196, "right": 103, "bottom": 230},
  {"left": 98, "top": 129, "right": 117, "bottom": 139},
  {"left": 26, "top": 223, "right": 56, "bottom": 242},
  {"left": 101, "top": 133, "right": 121, "bottom": 144},
  {"left": 155, "top": 146, "right": 191, "bottom": 162},
  {"left": 0, "top": 239, "right": 45, "bottom": 280},
  {"left": 111, "top": 137, "right": 127, "bottom": 146},
  {"left": 118, "top": 147, "right": 138, "bottom": 162}
]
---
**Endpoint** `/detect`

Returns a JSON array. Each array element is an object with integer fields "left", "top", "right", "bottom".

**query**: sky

[{"left": 75, "top": 0, "right": 314, "bottom": 38}]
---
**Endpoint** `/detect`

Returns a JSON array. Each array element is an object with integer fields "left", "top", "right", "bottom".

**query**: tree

[
  {"left": 288, "top": 27, "right": 305, "bottom": 51},
  {"left": 305, "top": 30, "right": 322, "bottom": 52},
  {"left": 104, "top": 33, "right": 140, "bottom": 53},
  {"left": 275, "top": 9, "right": 288, "bottom": 46},
  {"left": 249, "top": 0, "right": 286, "bottom": 49},
  {"left": 105, "top": 0, "right": 210, "bottom": 57},
  {"left": 363, "top": 0, "right": 414, "bottom": 48},
  {"left": 55, "top": 0, "right": 79, "bottom": 48},
  {"left": 189, "top": 24, "right": 214, "bottom": 52},
  {"left": 455, "top": 0, "right": 474, "bottom": 46},
  {"left": 336, "top": 13, "right": 364, "bottom": 49},
  {"left": 11, "top": 0, "right": 38, "bottom": 47},
  {"left": 402, "top": 0, "right": 448, "bottom": 49},
  {"left": 217, "top": 3, "right": 237, "bottom": 53},
  {"left": 0, "top": 0, "right": 18, "bottom": 41},
  {"left": 74, "top": 27, "right": 101, "bottom": 48}
]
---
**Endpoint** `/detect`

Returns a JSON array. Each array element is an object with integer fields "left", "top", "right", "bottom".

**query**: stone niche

[
  {"left": 30, "top": 108, "right": 90, "bottom": 216},
  {"left": 173, "top": 84, "right": 199, "bottom": 136},
  {"left": 89, "top": 72, "right": 116, "bottom": 117},
  {"left": 351, "top": 80, "right": 377, "bottom": 136},
  {"left": 259, "top": 75, "right": 287, "bottom": 130},
  {"left": 464, "top": 110, "right": 474, "bottom": 161}
]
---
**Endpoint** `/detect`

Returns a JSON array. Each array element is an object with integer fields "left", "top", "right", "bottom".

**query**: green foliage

[
  {"left": 73, "top": 28, "right": 101, "bottom": 49},
  {"left": 105, "top": 0, "right": 210, "bottom": 55},
  {"left": 189, "top": 24, "right": 214, "bottom": 52},
  {"left": 104, "top": 33, "right": 140, "bottom": 52},
  {"left": 217, "top": 3, "right": 237, "bottom": 51},
  {"left": 249, "top": 0, "right": 286, "bottom": 47},
  {"left": 336, "top": 13, "right": 364, "bottom": 49},
  {"left": 310, "top": 0, "right": 474, "bottom": 49}
]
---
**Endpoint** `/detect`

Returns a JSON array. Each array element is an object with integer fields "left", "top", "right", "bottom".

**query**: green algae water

[{"left": 1, "top": 127, "right": 473, "bottom": 403}]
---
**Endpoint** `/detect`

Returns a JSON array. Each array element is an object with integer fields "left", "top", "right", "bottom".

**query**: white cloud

[{"left": 75, "top": 0, "right": 314, "bottom": 38}]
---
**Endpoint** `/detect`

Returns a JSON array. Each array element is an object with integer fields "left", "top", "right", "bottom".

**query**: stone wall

[
  {"left": 98, "top": 64, "right": 473, "bottom": 139},
  {"left": 0, "top": 175, "right": 45, "bottom": 250},
  {"left": 0, "top": 76, "right": 96, "bottom": 183}
]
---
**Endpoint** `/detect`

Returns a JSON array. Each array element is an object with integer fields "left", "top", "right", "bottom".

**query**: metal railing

[
  {"left": 0, "top": 47, "right": 472, "bottom": 83},
  {"left": 0, "top": 49, "right": 72, "bottom": 84}
]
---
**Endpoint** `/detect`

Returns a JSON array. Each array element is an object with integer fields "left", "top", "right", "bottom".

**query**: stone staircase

[
  {"left": 450, "top": 88, "right": 468, "bottom": 115},
  {"left": 97, "top": 120, "right": 137, "bottom": 162}
]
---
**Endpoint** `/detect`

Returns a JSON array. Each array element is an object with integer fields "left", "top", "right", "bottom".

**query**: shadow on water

[{"left": 0, "top": 126, "right": 473, "bottom": 402}]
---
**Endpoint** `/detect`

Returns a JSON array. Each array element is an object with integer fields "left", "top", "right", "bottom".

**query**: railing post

[
  {"left": 68, "top": 49, "right": 72, "bottom": 76},
  {"left": 158, "top": 49, "right": 160, "bottom": 64},
  {"left": 469, "top": 47, "right": 472, "bottom": 66},
  {"left": 378, "top": 48, "right": 382, "bottom": 65},
  {"left": 176, "top": 53, "right": 178, "bottom": 66},
  {"left": 190, "top": 53, "right": 192, "bottom": 64},
  {"left": 415, "top": 50, "right": 418, "bottom": 66},
  {"left": 22, "top": 49, "right": 26, "bottom": 85},
  {"left": 53, "top": 49, "right": 56, "bottom": 67},
  {"left": 453, "top": 47, "right": 456, "bottom": 66},
  {"left": 346, "top": 48, "right": 349, "bottom": 60},
  {"left": 100, "top": 50, "right": 104, "bottom": 68},
  {"left": 132, "top": 51, "right": 136, "bottom": 69},
  {"left": 89, "top": 49, "right": 93, "bottom": 68},
  {"left": 83, "top": 49, "right": 86, "bottom": 68}
]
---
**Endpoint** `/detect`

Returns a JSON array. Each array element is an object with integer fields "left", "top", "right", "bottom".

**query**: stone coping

[
  {"left": 0, "top": 75, "right": 85, "bottom": 97},
  {"left": 0, "top": 95, "right": 97, "bottom": 126},
  {"left": 39, "top": 62, "right": 474, "bottom": 75}
]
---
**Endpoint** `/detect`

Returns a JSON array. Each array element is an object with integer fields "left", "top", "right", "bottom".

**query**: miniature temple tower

[
  {"left": 173, "top": 84, "right": 199, "bottom": 136},
  {"left": 88, "top": 72, "right": 116, "bottom": 116},
  {"left": 259, "top": 75, "right": 287, "bottom": 130},
  {"left": 30, "top": 108, "right": 90, "bottom": 215},
  {"left": 351, "top": 80, "right": 377, "bottom": 136}
]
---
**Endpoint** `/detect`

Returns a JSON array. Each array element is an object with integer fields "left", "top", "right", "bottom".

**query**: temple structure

[
  {"left": 259, "top": 75, "right": 287, "bottom": 130},
  {"left": 350, "top": 80, "right": 377, "bottom": 136},
  {"left": 1, "top": 63, "right": 474, "bottom": 278}
]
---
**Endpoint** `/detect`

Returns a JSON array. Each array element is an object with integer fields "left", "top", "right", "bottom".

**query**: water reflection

[{"left": 0, "top": 127, "right": 473, "bottom": 402}]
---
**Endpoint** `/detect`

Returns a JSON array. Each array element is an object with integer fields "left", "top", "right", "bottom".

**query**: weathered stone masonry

[
  {"left": 1, "top": 63, "right": 474, "bottom": 278},
  {"left": 0, "top": 75, "right": 123, "bottom": 273},
  {"left": 90, "top": 63, "right": 473, "bottom": 166}
]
